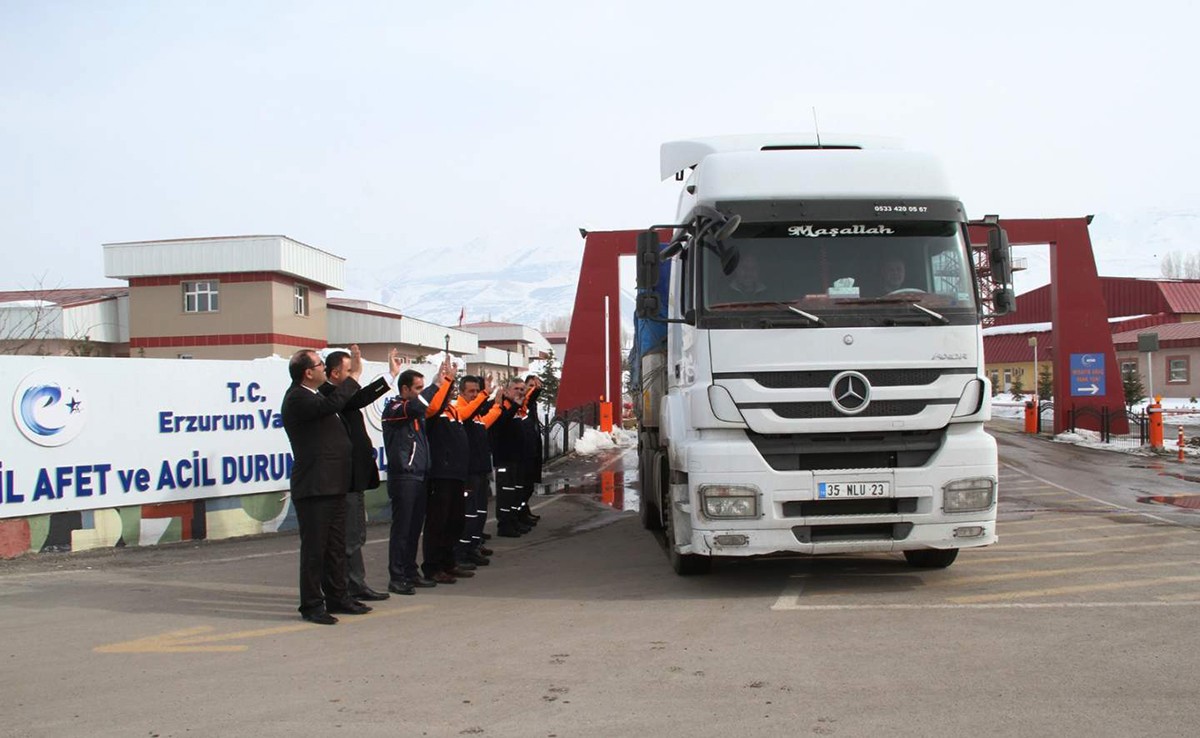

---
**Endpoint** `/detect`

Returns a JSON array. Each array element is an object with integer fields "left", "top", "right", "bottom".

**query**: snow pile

[
  {"left": 573, "top": 427, "right": 637, "bottom": 455},
  {"left": 574, "top": 428, "right": 618, "bottom": 455}
]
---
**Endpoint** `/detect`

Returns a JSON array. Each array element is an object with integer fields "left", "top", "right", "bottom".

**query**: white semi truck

[{"left": 632, "top": 134, "right": 1015, "bottom": 575}]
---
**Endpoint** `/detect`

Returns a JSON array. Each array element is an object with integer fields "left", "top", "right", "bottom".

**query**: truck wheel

[
  {"left": 669, "top": 545, "right": 712, "bottom": 576},
  {"left": 640, "top": 451, "right": 663, "bottom": 531},
  {"left": 903, "top": 549, "right": 959, "bottom": 568},
  {"left": 640, "top": 490, "right": 662, "bottom": 531}
]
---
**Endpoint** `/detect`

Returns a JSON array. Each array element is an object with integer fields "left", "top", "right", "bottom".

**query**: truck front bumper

[{"left": 671, "top": 423, "right": 999, "bottom": 557}]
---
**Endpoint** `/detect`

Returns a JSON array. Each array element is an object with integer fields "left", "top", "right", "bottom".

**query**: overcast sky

[{"left": 2, "top": 0, "right": 1197, "bottom": 292}]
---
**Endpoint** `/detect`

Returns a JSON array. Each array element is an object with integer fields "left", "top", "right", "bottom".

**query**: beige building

[
  {"left": 459, "top": 321, "right": 552, "bottom": 379},
  {"left": 103, "top": 235, "right": 340, "bottom": 360}
]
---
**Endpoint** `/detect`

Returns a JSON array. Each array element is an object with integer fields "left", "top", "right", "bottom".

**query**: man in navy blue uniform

[{"left": 381, "top": 358, "right": 452, "bottom": 595}]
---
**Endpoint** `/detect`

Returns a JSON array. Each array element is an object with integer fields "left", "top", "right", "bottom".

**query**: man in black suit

[
  {"left": 281, "top": 347, "right": 372, "bottom": 625},
  {"left": 322, "top": 345, "right": 398, "bottom": 603}
]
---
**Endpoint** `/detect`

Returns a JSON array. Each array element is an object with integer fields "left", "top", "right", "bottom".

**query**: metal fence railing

[
  {"left": 1067, "top": 404, "right": 1148, "bottom": 449},
  {"left": 542, "top": 400, "right": 600, "bottom": 462}
]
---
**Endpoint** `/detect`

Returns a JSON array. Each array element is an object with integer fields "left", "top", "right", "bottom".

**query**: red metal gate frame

[{"left": 562, "top": 220, "right": 1124, "bottom": 435}]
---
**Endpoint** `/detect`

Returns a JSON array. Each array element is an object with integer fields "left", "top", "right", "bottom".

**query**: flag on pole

[{"left": 458, "top": 307, "right": 465, "bottom": 326}]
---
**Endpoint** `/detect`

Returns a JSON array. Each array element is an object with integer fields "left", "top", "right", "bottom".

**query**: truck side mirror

[
  {"left": 635, "top": 291, "right": 661, "bottom": 319},
  {"left": 987, "top": 228, "right": 1016, "bottom": 316},
  {"left": 636, "top": 231, "right": 662, "bottom": 290},
  {"left": 993, "top": 287, "right": 1016, "bottom": 316}
]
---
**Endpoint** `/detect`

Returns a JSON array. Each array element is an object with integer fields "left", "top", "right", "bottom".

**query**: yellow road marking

[
  {"left": 94, "top": 605, "right": 430, "bottom": 654},
  {"left": 1000, "top": 522, "right": 1149, "bottom": 540},
  {"left": 949, "top": 575, "right": 1200, "bottom": 604},
  {"left": 989, "top": 529, "right": 1189, "bottom": 551},
  {"left": 1156, "top": 592, "right": 1200, "bottom": 602},
  {"left": 957, "top": 539, "right": 1198, "bottom": 566},
  {"left": 944, "top": 558, "right": 1199, "bottom": 587}
]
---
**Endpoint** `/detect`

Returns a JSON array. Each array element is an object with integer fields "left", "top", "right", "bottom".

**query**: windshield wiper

[
  {"left": 775, "top": 303, "right": 826, "bottom": 326},
  {"left": 910, "top": 302, "right": 948, "bottom": 324},
  {"left": 709, "top": 300, "right": 826, "bottom": 326}
]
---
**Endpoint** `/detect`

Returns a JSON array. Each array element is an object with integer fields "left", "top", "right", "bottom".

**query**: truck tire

[
  {"left": 903, "top": 548, "right": 959, "bottom": 569},
  {"left": 669, "top": 545, "right": 712, "bottom": 576},
  {"left": 639, "top": 445, "right": 663, "bottom": 530}
]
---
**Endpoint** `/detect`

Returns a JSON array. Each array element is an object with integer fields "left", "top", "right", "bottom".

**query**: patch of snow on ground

[{"left": 573, "top": 427, "right": 636, "bottom": 455}]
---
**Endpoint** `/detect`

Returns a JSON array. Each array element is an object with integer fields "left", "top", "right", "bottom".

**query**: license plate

[{"left": 817, "top": 481, "right": 892, "bottom": 499}]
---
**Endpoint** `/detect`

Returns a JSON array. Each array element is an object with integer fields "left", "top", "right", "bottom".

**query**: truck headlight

[
  {"left": 942, "top": 477, "right": 995, "bottom": 513},
  {"left": 700, "top": 485, "right": 760, "bottom": 519}
]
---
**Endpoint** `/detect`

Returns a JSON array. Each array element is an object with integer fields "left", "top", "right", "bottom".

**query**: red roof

[
  {"left": 0, "top": 287, "right": 128, "bottom": 307},
  {"left": 542, "top": 331, "right": 568, "bottom": 341},
  {"left": 1111, "top": 322, "right": 1200, "bottom": 350},
  {"left": 993, "top": 277, "right": 1200, "bottom": 325},
  {"left": 984, "top": 330, "right": 1053, "bottom": 363}
]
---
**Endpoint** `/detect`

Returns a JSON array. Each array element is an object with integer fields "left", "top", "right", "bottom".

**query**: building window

[
  {"left": 1168, "top": 356, "right": 1190, "bottom": 384},
  {"left": 183, "top": 280, "right": 219, "bottom": 313},
  {"left": 178, "top": 354, "right": 193, "bottom": 360},
  {"left": 989, "top": 370, "right": 999, "bottom": 391},
  {"left": 1121, "top": 361, "right": 1138, "bottom": 377},
  {"left": 294, "top": 284, "right": 309, "bottom": 316}
]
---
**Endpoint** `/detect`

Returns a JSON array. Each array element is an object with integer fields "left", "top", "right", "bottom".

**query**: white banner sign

[{"left": 0, "top": 355, "right": 427, "bottom": 520}]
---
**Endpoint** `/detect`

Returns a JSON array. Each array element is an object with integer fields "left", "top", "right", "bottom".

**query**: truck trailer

[{"left": 632, "top": 133, "right": 1015, "bottom": 575}]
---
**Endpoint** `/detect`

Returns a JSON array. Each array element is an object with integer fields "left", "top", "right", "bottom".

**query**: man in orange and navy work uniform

[
  {"left": 381, "top": 361, "right": 451, "bottom": 595},
  {"left": 422, "top": 361, "right": 480, "bottom": 584},
  {"left": 489, "top": 377, "right": 531, "bottom": 538},
  {"left": 516, "top": 375, "right": 545, "bottom": 528},
  {"left": 455, "top": 374, "right": 504, "bottom": 568}
]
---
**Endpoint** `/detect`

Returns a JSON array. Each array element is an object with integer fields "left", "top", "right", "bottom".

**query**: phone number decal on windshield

[{"left": 874, "top": 205, "right": 930, "bottom": 213}]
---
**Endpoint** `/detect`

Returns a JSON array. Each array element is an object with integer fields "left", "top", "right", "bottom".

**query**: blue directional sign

[{"left": 1070, "top": 353, "right": 1106, "bottom": 397}]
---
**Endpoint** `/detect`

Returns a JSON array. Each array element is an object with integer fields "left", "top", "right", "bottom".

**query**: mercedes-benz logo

[{"left": 830, "top": 371, "right": 871, "bottom": 415}]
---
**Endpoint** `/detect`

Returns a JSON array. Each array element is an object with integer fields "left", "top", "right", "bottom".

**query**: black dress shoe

[
  {"left": 387, "top": 580, "right": 415, "bottom": 596},
  {"left": 464, "top": 551, "right": 490, "bottom": 566},
  {"left": 454, "top": 560, "right": 478, "bottom": 571},
  {"left": 446, "top": 566, "right": 475, "bottom": 578},
  {"left": 301, "top": 610, "right": 338, "bottom": 625},
  {"left": 431, "top": 571, "right": 457, "bottom": 584},
  {"left": 327, "top": 600, "right": 372, "bottom": 615},
  {"left": 497, "top": 527, "right": 522, "bottom": 538},
  {"left": 477, "top": 545, "right": 494, "bottom": 556},
  {"left": 349, "top": 587, "right": 391, "bottom": 602},
  {"left": 411, "top": 576, "right": 438, "bottom": 588}
]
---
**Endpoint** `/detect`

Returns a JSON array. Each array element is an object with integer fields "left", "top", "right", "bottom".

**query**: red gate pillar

[
  {"left": 990, "top": 218, "right": 1128, "bottom": 435},
  {"left": 556, "top": 230, "right": 638, "bottom": 414}
]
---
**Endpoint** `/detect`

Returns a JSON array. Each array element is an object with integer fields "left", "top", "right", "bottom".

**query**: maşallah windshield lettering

[{"left": 788, "top": 224, "right": 896, "bottom": 237}]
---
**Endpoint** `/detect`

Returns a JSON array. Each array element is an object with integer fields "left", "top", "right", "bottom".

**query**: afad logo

[{"left": 11, "top": 369, "right": 88, "bottom": 447}]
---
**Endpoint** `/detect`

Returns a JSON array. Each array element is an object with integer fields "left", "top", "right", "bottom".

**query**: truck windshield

[{"left": 700, "top": 221, "right": 978, "bottom": 327}]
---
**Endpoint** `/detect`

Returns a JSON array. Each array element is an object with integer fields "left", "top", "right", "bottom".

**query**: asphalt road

[{"left": 3, "top": 432, "right": 1200, "bottom": 738}]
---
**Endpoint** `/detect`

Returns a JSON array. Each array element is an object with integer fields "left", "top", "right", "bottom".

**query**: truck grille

[
  {"left": 758, "top": 399, "right": 950, "bottom": 419},
  {"left": 793, "top": 522, "right": 914, "bottom": 543},
  {"left": 782, "top": 498, "right": 920, "bottom": 517},
  {"left": 746, "top": 429, "right": 944, "bottom": 471},
  {"left": 715, "top": 368, "right": 973, "bottom": 388}
]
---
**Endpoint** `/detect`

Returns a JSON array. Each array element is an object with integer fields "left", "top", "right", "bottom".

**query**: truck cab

[{"left": 634, "top": 134, "right": 1014, "bottom": 574}]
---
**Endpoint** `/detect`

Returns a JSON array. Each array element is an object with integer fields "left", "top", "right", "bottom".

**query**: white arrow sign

[{"left": 1078, "top": 383, "right": 1100, "bottom": 395}]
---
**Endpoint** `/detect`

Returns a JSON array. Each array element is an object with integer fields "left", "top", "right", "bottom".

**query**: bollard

[
  {"left": 599, "top": 396, "right": 613, "bottom": 433},
  {"left": 1179, "top": 426, "right": 1185, "bottom": 463},
  {"left": 1148, "top": 401, "right": 1164, "bottom": 449},
  {"left": 1023, "top": 401, "right": 1037, "bottom": 434}
]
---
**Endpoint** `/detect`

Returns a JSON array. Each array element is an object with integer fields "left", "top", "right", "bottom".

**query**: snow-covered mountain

[
  {"left": 343, "top": 221, "right": 637, "bottom": 330},
  {"left": 342, "top": 210, "right": 1199, "bottom": 329}
]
